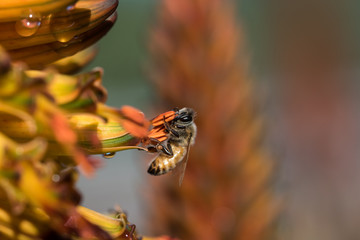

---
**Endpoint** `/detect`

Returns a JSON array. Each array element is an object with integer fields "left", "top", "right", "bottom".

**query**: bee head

[{"left": 173, "top": 108, "right": 195, "bottom": 128}]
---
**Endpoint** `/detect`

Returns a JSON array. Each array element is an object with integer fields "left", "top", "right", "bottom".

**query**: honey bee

[{"left": 147, "top": 107, "right": 197, "bottom": 186}]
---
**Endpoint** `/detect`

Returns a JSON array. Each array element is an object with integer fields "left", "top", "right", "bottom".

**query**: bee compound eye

[{"left": 180, "top": 115, "right": 192, "bottom": 122}]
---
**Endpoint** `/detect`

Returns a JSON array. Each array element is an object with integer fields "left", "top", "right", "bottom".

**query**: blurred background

[{"left": 77, "top": 0, "right": 360, "bottom": 239}]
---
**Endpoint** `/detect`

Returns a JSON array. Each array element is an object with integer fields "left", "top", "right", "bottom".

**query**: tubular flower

[
  {"left": 0, "top": 0, "right": 178, "bottom": 239},
  {"left": 0, "top": 40, "right": 171, "bottom": 238},
  {"left": 0, "top": 45, "right": 144, "bottom": 239},
  {"left": 0, "top": 1, "right": 179, "bottom": 239}
]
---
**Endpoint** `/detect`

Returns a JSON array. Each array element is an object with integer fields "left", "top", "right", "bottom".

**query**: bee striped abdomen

[
  {"left": 147, "top": 157, "right": 176, "bottom": 175},
  {"left": 147, "top": 160, "right": 161, "bottom": 175},
  {"left": 147, "top": 145, "right": 186, "bottom": 176}
]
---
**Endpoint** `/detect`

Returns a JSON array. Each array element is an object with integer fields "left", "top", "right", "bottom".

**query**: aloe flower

[
  {"left": 147, "top": 0, "right": 278, "bottom": 239},
  {"left": 0, "top": 1, "right": 175, "bottom": 239},
  {"left": 0, "top": 44, "right": 143, "bottom": 240}
]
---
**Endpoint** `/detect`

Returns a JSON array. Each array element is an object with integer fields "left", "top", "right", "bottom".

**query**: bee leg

[
  {"left": 147, "top": 138, "right": 173, "bottom": 156},
  {"left": 157, "top": 142, "right": 174, "bottom": 157},
  {"left": 145, "top": 138, "right": 159, "bottom": 153},
  {"left": 164, "top": 142, "right": 174, "bottom": 156},
  {"left": 163, "top": 117, "right": 180, "bottom": 138},
  {"left": 146, "top": 146, "right": 157, "bottom": 153}
]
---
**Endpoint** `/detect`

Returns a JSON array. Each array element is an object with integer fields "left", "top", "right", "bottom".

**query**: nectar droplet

[
  {"left": 15, "top": 10, "right": 41, "bottom": 37},
  {"left": 103, "top": 152, "right": 116, "bottom": 159}
]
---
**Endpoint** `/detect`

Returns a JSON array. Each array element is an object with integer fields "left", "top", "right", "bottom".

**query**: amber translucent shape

[{"left": 0, "top": 0, "right": 118, "bottom": 69}]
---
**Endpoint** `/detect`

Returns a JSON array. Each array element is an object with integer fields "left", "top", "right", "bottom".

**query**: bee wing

[{"left": 178, "top": 134, "right": 193, "bottom": 186}]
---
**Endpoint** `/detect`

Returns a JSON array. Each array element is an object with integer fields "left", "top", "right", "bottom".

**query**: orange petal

[
  {"left": 148, "top": 130, "right": 167, "bottom": 139},
  {"left": 155, "top": 136, "right": 168, "bottom": 142},
  {"left": 151, "top": 110, "right": 176, "bottom": 126},
  {"left": 75, "top": 151, "right": 102, "bottom": 177},
  {"left": 120, "top": 105, "right": 147, "bottom": 126},
  {"left": 119, "top": 105, "right": 151, "bottom": 138},
  {"left": 148, "top": 125, "right": 165, "bottom": 134},
  {"left": 122, "top": 120, "right": 149, "bottom": 139},
  {"left": 51, "top": 113, "right": 76, "bottom": 145}
]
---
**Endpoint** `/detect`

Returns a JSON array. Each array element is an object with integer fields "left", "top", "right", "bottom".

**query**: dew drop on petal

[
  {"left": 52, "top": 174, "right": 60, "bottom": 182},
  {"left": 66, "top": 5, "right": 76, "bottom": 11},
  {"left": 50, "top": 10, "right": 76, "bottom": 43},
  {"left": 15, "top": 10, "right": 41, "bottom": 37},
  {"left": 50, "top": 7, "right": 90, "bottom": 43},
  {"left": 103, "top": 152, "right": 116, "bottom": 159}
]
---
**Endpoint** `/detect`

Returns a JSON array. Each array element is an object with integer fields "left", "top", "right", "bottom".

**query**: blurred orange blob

[{"left": 119, "top": 105, "right": 150, "bottom": 139}]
